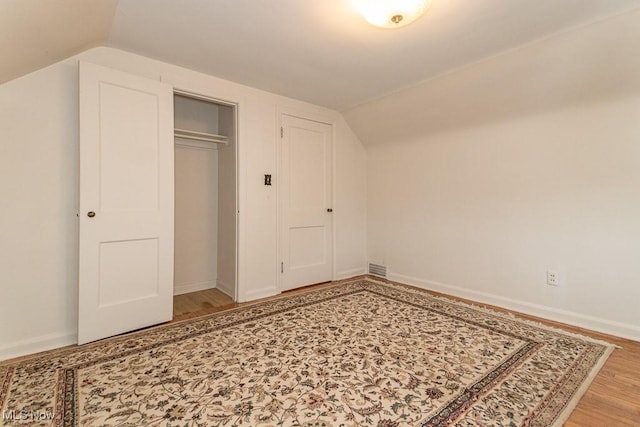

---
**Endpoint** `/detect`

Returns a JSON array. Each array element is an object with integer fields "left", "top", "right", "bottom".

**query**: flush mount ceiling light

[{"left": 353, "top": 0, "right": 429, "bottom": 29}]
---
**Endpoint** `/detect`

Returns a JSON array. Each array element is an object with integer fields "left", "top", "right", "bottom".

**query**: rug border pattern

[{"left": 0, "top": 277, "right": 615, "bottom": 427}]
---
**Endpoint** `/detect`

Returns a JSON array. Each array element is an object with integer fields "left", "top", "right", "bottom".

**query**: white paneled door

[
  {"left": 280, "top": 114, "right": 333, "bottom": 291},
  {"left": 78, "top": 62, "right": 174, "bottom": 344}
]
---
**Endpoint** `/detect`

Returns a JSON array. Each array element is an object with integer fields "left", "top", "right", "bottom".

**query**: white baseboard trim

[
  {"left": 243, "top": 286, "right": 279, "bottom": 302},
  {"left": 388, "top": 272, "right": 640, "bottom": 342},
  {"left": 0, "top": 331, "right": 77, "bottom": 362},
  {"left": 216, "top": 279, "right": 235, "bottom": 299},
  {"left": 336, "top": 267, "right": 367, "bottom": 280},
  {"left": 174, "top": 280, "right": 216, "bottom": 296}
]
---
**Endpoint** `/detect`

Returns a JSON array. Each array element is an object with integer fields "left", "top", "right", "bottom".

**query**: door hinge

[
  {"left": 280, "top": 127, "right": 283, "bottom": 138},
  {"left": 281, "top": 262, "right": 284, "bottom": 273}
]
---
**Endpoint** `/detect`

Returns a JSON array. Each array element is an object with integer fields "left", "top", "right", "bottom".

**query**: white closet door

[
  {"left": 280, "top": 114, "right": 333, "bottom": 291},
  {"left": 78, "top": 61, "right": 174, "bottom": 344}
]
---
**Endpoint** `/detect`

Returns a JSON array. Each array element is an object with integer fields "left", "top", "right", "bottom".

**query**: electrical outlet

[{"left": 547, "top": 270, "right": 559, "bottom": 286}]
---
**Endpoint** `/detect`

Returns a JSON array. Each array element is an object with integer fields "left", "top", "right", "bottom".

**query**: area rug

[{"left": 0, "top": 278, "right": 614, "bottom": 426}]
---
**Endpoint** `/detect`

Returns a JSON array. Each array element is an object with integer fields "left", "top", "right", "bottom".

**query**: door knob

[
  {"left": 327, "top": 208, "right": 333, "bottom": 212},
  {"left": 87, "top": 211, "right": 96, "bottom": 218}
]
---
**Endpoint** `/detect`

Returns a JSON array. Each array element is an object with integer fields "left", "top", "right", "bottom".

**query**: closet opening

[{"left": 172, "top": 90, "right": 238, "bottom": 319}]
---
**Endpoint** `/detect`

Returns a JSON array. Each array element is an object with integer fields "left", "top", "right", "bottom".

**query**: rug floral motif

[{"left": 0, "top": 278, "right": 613, "bottom": 426}]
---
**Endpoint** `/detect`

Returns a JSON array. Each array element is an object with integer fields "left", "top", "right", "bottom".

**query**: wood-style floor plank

[
  {"left": 173, "top": 288, "right": 236, "bottom": 321},
  {"left": 173, "top": 278, "right": 640, "bottom": 426}
]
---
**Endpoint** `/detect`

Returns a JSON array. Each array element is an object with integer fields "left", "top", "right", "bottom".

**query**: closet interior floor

[{"left": 173, "top": 289, "right": 236, "bottom": 322}]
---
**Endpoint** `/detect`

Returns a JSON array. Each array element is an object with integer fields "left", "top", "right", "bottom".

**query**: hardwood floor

[
  {"left": 173, "top": 279, "right": 640, "bottom": 426},
  {"left": 394, "top": 282, "right": 640, "bottom": 427},
  {"left": 564, "top": 331, "right": 640, "bottom": 427},
  {"left": 173, "top": 288, "right": 236, "bottom": 321},
  {"left": 497, "top": 312, "right": 640, "bottom": 427}
]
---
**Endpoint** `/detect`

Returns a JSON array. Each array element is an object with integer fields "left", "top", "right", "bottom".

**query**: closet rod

[{"left": 175, "top": 128, "right": 228, "bottom": 144}]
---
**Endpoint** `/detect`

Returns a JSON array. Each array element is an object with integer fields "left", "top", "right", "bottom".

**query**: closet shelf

[{"left": 174, "top": 128, "right": 229, "bottom": 144}]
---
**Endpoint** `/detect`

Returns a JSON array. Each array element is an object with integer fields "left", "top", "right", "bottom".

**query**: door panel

[
  {"left": 78, "top": 61, "right": 174, "bottom": 344},
  {"left": 289, "top": 226, "right": 326, "bottom": 268},
  {"left": 280, "top": 115, "right": 333, "bottom": 291},
  {"left": 99, "top": 83, "right": 160, "bottom": 212},
  {"left": 98, "top": 238, "right": 160, "bottom": 307}
]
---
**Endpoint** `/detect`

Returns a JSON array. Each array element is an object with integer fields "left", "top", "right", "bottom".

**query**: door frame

[
  {"left": 160, "top": 73, "right": 248, "bottom": 301},
  {"left": 171, "top": 87, "right": 240, "bottom": 303},
  {"left": 276, "top": 107, "right": 337, "bottom": 293}
]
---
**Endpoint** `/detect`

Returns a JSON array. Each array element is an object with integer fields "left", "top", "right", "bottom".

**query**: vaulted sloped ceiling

[
  {"left": 0, "top": 0, "right": 118, "bottom": 84},
  {"left": 343, "top": 7, "right": 640, "bottom": 145},
  {"left": 2, "top": 0, "right": 639, "bottom": 112},
  {"left": 106, "top": 0, "right": 640, "bottom": 110}
]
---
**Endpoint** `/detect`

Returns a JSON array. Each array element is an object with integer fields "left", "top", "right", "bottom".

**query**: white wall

[
  {"left": 359, "top": 10, "right": 640, "bottom": 340},
  {"left": 335, "top": 117, "right": 367, "bottom": 279},
  {"left": 174, "top": 145, "right": 218, "bottom": 295},
  {"left": 0, "top": 47, "right": 367, "bottom": 360},
  {"left": 0, "top": 61, "right": 79, "bottom": 358},
  {"left": 216, "top": 106, "right": 237, "bottom": 298}
]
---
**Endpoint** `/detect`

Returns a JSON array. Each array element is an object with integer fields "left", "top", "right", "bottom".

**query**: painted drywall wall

[
  {"left": 0, "top": 60, "right": 79, "bottom": 358},
  {"left": 0, "top": 47, "right": 367, "bottom": 359},
  {"left": 174, "top": 145, "right": 218, "bottom": 295},
  {"left": 364, "top": 10, "right": 640, "bottom": 340},
  {"left": 335, "top": 117, "right": 367, "bottom": 279},
  {"left": 216, "top": 106, "right": 237, "bottom": 298}
]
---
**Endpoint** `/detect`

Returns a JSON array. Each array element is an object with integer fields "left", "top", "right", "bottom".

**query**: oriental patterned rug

[{"left": 0, "top": 278, "right": 614, "bottom": 426}]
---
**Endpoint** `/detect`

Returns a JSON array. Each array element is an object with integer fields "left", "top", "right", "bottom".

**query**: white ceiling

[
  {"left": 2, "top": 0, "right": 640, "bottom": 111},
  {"left": 344, "top": 6, "right": 640, "bottom": 145}
]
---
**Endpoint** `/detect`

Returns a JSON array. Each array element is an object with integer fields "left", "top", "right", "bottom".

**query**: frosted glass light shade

[{"left": 353, "top": 0, "right": 429, "bottom": 29}]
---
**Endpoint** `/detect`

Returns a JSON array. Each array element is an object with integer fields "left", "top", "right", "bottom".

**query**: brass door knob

[{"left": 87, "top": 211, "right": 96, "bottom": 218}]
